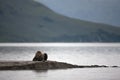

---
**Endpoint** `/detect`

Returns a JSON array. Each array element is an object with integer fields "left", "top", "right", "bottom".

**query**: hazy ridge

[{"left": 0, "top": 0, "right": 120, "bottom": 42}]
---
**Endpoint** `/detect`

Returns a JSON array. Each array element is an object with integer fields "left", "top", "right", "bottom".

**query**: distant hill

[{"left": 0, "top": 0, "right": 120, "bottom": 42}]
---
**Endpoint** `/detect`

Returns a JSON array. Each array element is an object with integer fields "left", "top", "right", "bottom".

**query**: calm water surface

[
  {"left": 0, "top": 43, "right": 120, "bottom": 80},
  {"left": 0, "top": 68, "right": 120, "bottom": 80}
]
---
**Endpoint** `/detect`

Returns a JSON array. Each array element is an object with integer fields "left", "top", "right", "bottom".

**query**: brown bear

[
  {"left": 33, "top": 51, "right": 44, "bottom": 61},
  {"left": 43, "top": 53, "right": 48, "bottom": 61},
  {"left": 33, "top": 51, "right": 48, "bottom": 61}
]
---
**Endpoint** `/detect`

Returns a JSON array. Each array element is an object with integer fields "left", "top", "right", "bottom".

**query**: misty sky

[{"left": 35, "top": 0, "right": 120, "bottom": 27}]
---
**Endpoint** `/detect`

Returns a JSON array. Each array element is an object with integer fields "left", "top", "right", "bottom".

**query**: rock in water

[
  {"left": 0, "top": 61, "right": 111, "bottom": 70},
  {"left": 0, "top": 61, "right": 80, "bottom": 70}
]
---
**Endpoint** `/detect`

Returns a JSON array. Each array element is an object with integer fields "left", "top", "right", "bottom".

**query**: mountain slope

[{"left": 0, "top": 0, "right": 120, "bottom": 42}]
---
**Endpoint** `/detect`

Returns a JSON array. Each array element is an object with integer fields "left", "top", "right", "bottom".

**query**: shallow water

[
  {"left": 0, "top": 43, "right": 120, "bottom": 80},
  {"left": 0, "top": 68, "right": 120, "bottom": 80}
]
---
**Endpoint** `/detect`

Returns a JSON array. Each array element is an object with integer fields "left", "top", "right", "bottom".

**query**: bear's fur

[
  {"left": 33, "top": 51, "right": 48, "bottom": 61},
  {"left": 43, "top": 53, "right": 48, "bottom": 61},
  {"left": 33, "top": 51, "right": 44, "bottom": 61}
]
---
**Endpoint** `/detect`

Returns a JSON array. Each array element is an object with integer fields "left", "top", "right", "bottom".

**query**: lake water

[
  {"left": 0, "top": 68, "right": 120, "bottom": 80},
  {"left": 0, "top": 43, "right": 120, "bottom": 80}
]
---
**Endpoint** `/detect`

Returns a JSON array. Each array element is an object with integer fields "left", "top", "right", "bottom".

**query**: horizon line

[{"left": 0, "top": 43, "right": 120, "bottom": 47}]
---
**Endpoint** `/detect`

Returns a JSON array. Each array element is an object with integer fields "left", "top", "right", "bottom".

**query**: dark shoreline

[{"left": 0, "top": 61, "right": 118, "bottom": 70}]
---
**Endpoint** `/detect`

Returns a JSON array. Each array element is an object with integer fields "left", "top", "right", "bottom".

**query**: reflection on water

[
  {"left": 0, "top": 68, "right": 120, "bottom": 80},
  {"left": 33, "top": 70, "right": 48, "bottom": 73},
  {"left": 0, "top": 43, "right": 120, "bottom": 80}
]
